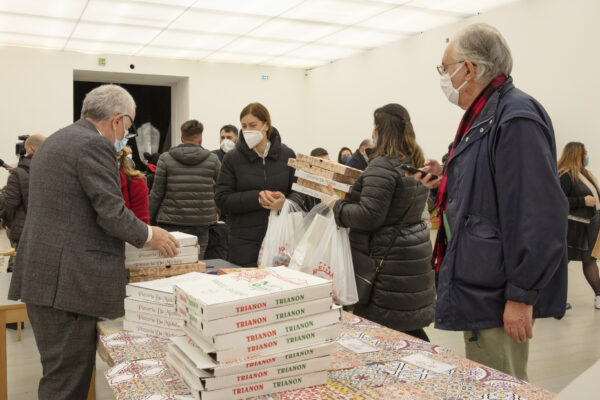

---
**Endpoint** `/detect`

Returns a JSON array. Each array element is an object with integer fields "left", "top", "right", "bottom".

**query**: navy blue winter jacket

[{"left": 435, "top": 77, "right": 569, "bottom": 331}]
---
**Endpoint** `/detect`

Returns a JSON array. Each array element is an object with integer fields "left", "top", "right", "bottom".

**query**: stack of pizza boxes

[
  {"left": 123, "top": 272, "right": 213, "bottom": 337},
  {"left": 125, "top": 231, "right": 206, "bottom": 283},
  {"left": 288, "top": 154, "right": 361, "bottom": 200},
  {"left": 166, "top": 266, "right": 341, "bottom": 400}
]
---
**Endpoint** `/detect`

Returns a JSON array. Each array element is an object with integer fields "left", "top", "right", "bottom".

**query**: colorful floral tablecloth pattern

[{"left": 102, "top": 312, "right": 555, "bottom": 400}]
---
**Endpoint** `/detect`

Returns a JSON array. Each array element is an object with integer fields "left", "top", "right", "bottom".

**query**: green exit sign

[{"left": 98, "top": 58, "right": 106, "bottom": 66}]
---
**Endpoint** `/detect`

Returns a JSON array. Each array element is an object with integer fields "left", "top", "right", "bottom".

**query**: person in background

[
  {"left": 143, "top": 151, "right": 160, "bottom": 191},
  {"left": 338, "top": 147, "right": 352, "bottom": 165},
  {"left": 8, "top": 84, "right": 178, "bottom": 399},
  {"left": 325, "top": 104, "right": 434, "bottom": 341},
  {"left": 149, "top": 119, "right": 220, "bottom": 259},
  {"left": 0, "top": 134, "right": 46, "bottom": 251},
  {"left": 215, "top": 102, "right": 303, "bottom": 267},
  {"left": 304, "top": 147, "right": 330, "bottom": 212},
  {"left": 558, "top": 142, "right": 600, "bottom": 309},
  {"left": 212, "top": 124, "right": 239, "bottom": 163},
  {"left": 310, "top": 147, "right": 329, "bottom": 160},
  {"left": 346, "top": 138, "right": 374, "bottom": 171},
  {"left": 118, "top": 148, "right": 149, "bottom": 224},
  {"left": 409, "top": 23, "right": 568, "bottom": 380}
]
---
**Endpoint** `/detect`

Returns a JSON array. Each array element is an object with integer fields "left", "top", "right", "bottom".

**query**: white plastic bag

[
  {"left": 257, "top": 199, "right": 304, "bottom": 267},
  {"left": 289, "top": 203, "right": 358, "bottom": 305}
]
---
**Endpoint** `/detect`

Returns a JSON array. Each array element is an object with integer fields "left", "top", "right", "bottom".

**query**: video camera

[{"left": 15, "top": 135, "right": 30, "bottom": 157}]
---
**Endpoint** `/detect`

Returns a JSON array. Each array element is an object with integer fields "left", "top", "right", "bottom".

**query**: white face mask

[
  {"left": 243, "top": 129, "right": 264, "bottom": 149},
  {"left": 220, "top": 138, "right": 236, "bottom": 153},
  {"left": 440, "top": 62, "right": 468, "bottom": 105}
]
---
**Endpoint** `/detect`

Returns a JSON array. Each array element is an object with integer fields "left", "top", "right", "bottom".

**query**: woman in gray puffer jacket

[{"left": 330, "top": 103, "right": 435, "bottom": 341}]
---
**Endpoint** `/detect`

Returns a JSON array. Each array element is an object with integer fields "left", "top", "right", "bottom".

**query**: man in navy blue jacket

[{"left": 410, "top": 23, "right": 568, "bottom": 381}]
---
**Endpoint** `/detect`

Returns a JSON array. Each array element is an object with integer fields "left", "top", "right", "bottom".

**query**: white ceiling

[{"left": 0, "top": 0, "right": 520, "bottom": 69}]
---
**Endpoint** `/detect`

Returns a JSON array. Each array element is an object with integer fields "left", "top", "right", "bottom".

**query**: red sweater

[{"left": 120, "top": 171, "right": 150, "bottom": 224}]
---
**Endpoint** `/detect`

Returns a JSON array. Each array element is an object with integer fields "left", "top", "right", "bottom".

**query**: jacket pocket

[{"left": 454, "top": 215, "right": 505, "bottom": 288}]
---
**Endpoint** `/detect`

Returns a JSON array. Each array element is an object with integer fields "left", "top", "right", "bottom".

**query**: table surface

[
  {"left": 0, "top": 273, "right": 23, "bottom": 310},
  {"left": 99, "top": 312, "right": 556, "bottom": 400}
]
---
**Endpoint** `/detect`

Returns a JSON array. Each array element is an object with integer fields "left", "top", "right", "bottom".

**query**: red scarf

[{"left": 432, "top": 75, "right": 506, "bottom": 272}]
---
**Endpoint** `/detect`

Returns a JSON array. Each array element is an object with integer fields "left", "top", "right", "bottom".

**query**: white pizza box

[
  {"left": 168, "top": 342, "right": 330, "bottom": 391},
  {"left": 126, "top": 272, "right": 213, "bottom": 305},
  {"left": 126, "top": 231, "right": 198, "bottom": 253},
  {"left": 180, "top": 297, "right": 333, "bottom": 337},
  {"left": 166, "top": 354, "right": 328, "bottom": 400},
  {"left": 124, "top": 297, "right": 181, "bottom": 319},
  {"left": 170, "top": 336, "right": 336, "bottom": 377},
  {"left": 192, "top": 308, "right": 341, "bottom": 350},
  {"left": 291, "top": 183, "right": 332, "bottom": 201},
  {"left": 294, "top": 169, "right": 352, "bottom": 193},
  {"left": 125, "top": 244, "right": 198, "bottom": 261},
  {"left": 123, "top": 319, "right": 184, "bottom": 337},
  {"left": 184, "top": 322, "right": 341, "bottom": 363},
  {"left": 125, "top": 254, "right": 199, "bottom": 270},
  {"left": 125, "top": 310, "right": 184, "bottom": 329},
  {"left": 174, "top": 266, "right": 332, "bottom": 321}
]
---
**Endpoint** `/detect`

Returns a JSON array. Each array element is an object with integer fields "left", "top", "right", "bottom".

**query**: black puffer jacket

[
  {"left": 559, "top": 171, "right": 599, "bottom": 252},
  {"left": 333, "top": 156, "right": 435, "bottom": 331},
  {"left": 215, "top": 128, "right": 302, "bottom": 267},
  {"left": 0, "top": 155, "right": 31, "bottom": 242},
  {"left": 149, "top": 144, "right": 220, "bottom": 226}
]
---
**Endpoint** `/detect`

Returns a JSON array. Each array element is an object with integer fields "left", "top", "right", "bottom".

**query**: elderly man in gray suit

[{"left": 8, "top": 84, "right": 178, "bottom": 399}]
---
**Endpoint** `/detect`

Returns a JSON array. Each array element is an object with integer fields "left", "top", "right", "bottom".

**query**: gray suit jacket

[{"left": 8, "top": 119, "right": 148, "bottom": 318}]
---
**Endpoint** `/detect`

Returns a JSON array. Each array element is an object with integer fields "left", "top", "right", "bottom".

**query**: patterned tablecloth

[{"left": 99, "top": 312, "right": 555, "bottom": 400}]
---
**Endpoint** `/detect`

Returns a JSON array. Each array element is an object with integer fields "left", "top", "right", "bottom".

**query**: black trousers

[
  {"left": 27, "top": 304, "right": 97, "bottom": 400},
  {"left": 402, "top": 328, "right": 430, "bottom": 342}
]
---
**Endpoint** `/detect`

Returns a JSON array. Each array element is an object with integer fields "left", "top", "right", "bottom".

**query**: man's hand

[
  {"left": 405, "top": 159, "right": 443, "bottom": 189},
  {"left": 148, "top": 226, "right": 179, "bottom": 258},
  {"left": 503, "top": 300, "right": 533, "bottom": 344},
  {"left": 323, "top": 184, "right": 340, "bottom": 210}
]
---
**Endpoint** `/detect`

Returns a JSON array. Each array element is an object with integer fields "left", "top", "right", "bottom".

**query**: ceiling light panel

[
  {"left": 407, "top": 0, "right": 520, "bottom": 15},
  {"left": 137, "top": 46, "right": 211, "bottom": 59},
  {"left": 221, "top": 37, "right": 301, "bottom": 56},
  {"left": 170, "top": 9, "right": 268, "bottom": 34},
  {"left": 358, "top": 7, "right": 460, "bottom": 33},
  {"left": 0, "top": 0, "right": 87, "bottom": 19},
  {"left": 286, "top": 43, "right": 360, "bottom": 61},
  {"left": 0, "top": 14, "right": 75, "bottom": 37},
  {"left": 64, "top": 38, "right": 142, "bottom": 54},
  {"left": 150, "top": 30, "right": 235, "bottom": 50},
  {"left": 319, "top": 27, "right": 406, "bottom": 48},
  {"left": 264, "top": 56, "right": 325, "bottom": 68},
  {"left": 191, "top": 0, "right": 305, "bottom": 17},
  {"left": 203, "top": 51, "right": 270, "bottom": 64},
  {"left": 250, "top": 19, "right": 340, "bottom": 42},
  {"left": 81, "top": 0, "right": 184, "bottom": 27},
  {"left": 281, "top": 0, "right": 391, "bottom": 25},
  {"left": 0, "top": 32, "right": 66, "bottom": 49},
  {"left": 70, "top": 21, "right": 161, "bottom": 44}
]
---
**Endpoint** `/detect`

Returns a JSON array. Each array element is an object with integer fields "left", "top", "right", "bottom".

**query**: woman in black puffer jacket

[
  {"left": 330, "top": 103, "right": 435, "bottom": 341},
  {"left": 215, "top": 103, "right": 303, "bottom": 268}
]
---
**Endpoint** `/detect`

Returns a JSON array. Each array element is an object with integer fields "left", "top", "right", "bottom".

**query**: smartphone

[{"left": 399, "top": 164, "right": 439, "bottom": 180}]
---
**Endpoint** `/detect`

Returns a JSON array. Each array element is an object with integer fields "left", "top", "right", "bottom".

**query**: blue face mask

[
  {"left": 341, "top": 155, "right": 351, "bottom": 165},
  {"left": 372, "top": 137, "right": 377, "bottom": 146},
  {"left": 585, "top": 156, "right": 590, "bottom": 167},
  {"left": 115, "top": 135, "right": 128, "bottom": 153}
]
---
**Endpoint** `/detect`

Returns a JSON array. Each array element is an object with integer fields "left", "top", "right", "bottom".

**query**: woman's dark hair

[
  {"left": 240, "top": 102, "right": 273, "bottom": 139},
  {"left": 369, "top": 103, "right": 425, "bottom": 167},
  {"left": 337, "top": 147, "right": 352, "bottom": 164}
]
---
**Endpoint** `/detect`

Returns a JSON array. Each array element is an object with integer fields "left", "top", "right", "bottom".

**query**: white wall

[
  {"left": 0, "top": 46, "right": 307, "bottom": 183},
  {"left": 305, "top": 0, "right": 600, "bottom": 165}
]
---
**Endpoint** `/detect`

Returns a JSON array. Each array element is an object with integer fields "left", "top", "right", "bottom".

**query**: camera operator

[{"left": 0, "top": 134, "right": 46, "bottom": 253}]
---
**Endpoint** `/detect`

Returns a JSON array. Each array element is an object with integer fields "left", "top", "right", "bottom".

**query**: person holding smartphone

[{"left": 325, "top": 103, "right": 435, "bottom": 341}]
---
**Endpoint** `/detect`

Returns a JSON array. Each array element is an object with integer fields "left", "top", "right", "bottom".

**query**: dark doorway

[{"left": 73, "top": 81, "right": 172, "bottom": 171}]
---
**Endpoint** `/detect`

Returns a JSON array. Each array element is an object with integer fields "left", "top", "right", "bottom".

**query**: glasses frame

[
  {"left": 122, "top": 114, "right": 137, "bottom": 139},
  {"left": 436, "top": 61, "right": 464, "bottom": 76}
]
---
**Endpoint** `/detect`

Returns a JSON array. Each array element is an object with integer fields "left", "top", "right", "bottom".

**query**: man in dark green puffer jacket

[{"left": 149, "top": 120, "right": 221, "bottom": 259}]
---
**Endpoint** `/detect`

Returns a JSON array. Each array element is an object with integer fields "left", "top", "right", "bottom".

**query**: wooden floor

[{"left": 4, "top": 232, "right": 600, "bottom": 398}]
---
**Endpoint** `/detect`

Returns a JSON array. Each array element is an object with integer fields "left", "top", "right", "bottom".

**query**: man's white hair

[
  {"left": 80, "top": 84, "right": 136, "bottom": 121},
  {"left": 453, "top": 23, "right": 513, "bottom": 83}
]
